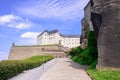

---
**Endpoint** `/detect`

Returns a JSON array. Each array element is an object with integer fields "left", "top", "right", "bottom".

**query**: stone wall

[
  {"left": 83, "top": 0, "right": 120, "bottom": 69},
  {"left": 92, "top": 0, "right": 120, "bottom": 69},
  {"left": 8, "top": 45, "right": 68, "bottom": 60},
  {"left": 80, "top": 1, "right": 96, "bottom": 49},
  {"left": 80, "top": 18, "right": 90, "bottom": 49}
]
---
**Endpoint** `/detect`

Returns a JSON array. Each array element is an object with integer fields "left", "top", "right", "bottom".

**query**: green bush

[
  {"left": 87, "top": 59, "right": 98, "bottom": 70},
  {"left": 69, "top": 46, "right": 83, "bottom": 57},
  {"left": 88, "top": 31, "right": 97, "bottom": 48},
  {"left": 72, "top": 31, "right": 98, "bottom": 65},
  {"left": 72, "top": 47, "right": 98, "bottom": 65},
  {"left": 72, "top": 48, "right": 92, "bottom": 65},
  {"left": 0, "top": 55, "right": 53, "bottom": 80}
]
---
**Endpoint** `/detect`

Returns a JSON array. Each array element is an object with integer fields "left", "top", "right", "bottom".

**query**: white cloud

[
  {"left": 0, "top": 15, "right": 18, "bottom": 24},
  {"left": 16, "top": 0, "right": 89, "bottom": 20},
  {"left": 14, "top": 23, "right": 30, "bottom": 29},
  {"left": 20, "top": 32, "right": 40, "bottom": 38},
  {"left": 0, "top": 14, "right": 31, "bottom": 29},
  {"left": 16, "top": 32, "right": 41, "bottom": 45}
]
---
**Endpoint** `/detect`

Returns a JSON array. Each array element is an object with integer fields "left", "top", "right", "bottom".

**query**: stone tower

[{"left": 91, "top": 0, "right": 120, "bottom": 69}]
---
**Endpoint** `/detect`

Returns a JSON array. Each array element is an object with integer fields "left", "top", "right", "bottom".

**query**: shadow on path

[{"left": 65, "top": 58, "right": 89, "bottom": 70}]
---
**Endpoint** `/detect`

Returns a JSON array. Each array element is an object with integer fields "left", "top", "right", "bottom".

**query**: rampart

[{"left": 9, "top": 45, "right": 69, "bottom": 60}]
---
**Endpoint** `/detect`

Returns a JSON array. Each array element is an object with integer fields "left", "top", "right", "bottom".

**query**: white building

[{"left": 37, "top": 30, "right": 80, "bottom": 48}]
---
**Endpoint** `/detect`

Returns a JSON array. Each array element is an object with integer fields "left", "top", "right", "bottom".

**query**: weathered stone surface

[
  {"left": 9, "top": 45, "right": 69, "bottom": 60},
  {"left": 82, "top": 0, "right": 120, "bottom": 69},
  {"left": 80, "top": 2, "right": 92, "bottom": 49},
  {"left": 91, "top": 13, "right": 102, "bottom": 38},
  {"left": 84, "top": 1, "right": 94, "bottom": 30},
  {"left": 80, "top": 18, "right": 90, "bottom": 49},
  {"left": 92, "top": 0, "right": 120, "bottom": 69}
]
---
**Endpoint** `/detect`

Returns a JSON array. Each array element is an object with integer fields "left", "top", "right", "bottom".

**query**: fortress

[
  {"left": 37, "top": 30, "right": 80, "bottom": 48},
  {"left": 9, "top": 0, "right": 120, "bottom": 69},
  {"left": 9, "top": 30, "right": 79, "bottom": 60}
]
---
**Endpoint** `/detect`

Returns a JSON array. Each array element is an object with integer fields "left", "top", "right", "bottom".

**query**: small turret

[{"left": 12, "top": 43, "right": 15, "bottom": 46}]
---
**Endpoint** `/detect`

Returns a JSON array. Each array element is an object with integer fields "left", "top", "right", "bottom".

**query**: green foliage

[
  {"left": 87, "top": 59, "right": 97, "bottom": 70},
  {"left": 87, "top": 70, "right": 120, "bottom": 80},
  {"left": 72, "top": 47, "right": 95, "bottom": 65},
  {"left": 0, "top": 55, "right": 53, "bottom": 80},
  {"left": 88, "top": 31, "right": 97, "bottom": 47},
  {"left": 72, "top": 56, "right": 82, "bottom": 64},
  {"left": 69, "top": 46, "right": 83, "bottom": 57},
  {"left": 71, "top": 31, "right": 98, "bottom": 65},
  {"left": 86, "top": 31, "right": 120, "bottom": 80},
  {"left": 25, "top": 55, "right": 53, "bottom": 62}
]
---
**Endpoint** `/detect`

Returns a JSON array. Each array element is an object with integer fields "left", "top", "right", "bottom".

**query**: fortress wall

[
  {"left": 83, "top": 0, "right": 120, "bottom": 69},
  {"left": 8, "top": 45, "right": 67, "bottom": 60},
  {"left": 9, "top": 46, "right": 42, "bottom": 60},
  {"left": 95, "top": 0, "right": 120, "bottom": 69},
  {"left": 80, "top": 18, "right": 90, "bottom": 49}
]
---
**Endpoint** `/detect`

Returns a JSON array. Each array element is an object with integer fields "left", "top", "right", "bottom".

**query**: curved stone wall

[
  {"left": 92, "top": 0, "right": 120, "bottom": 69},
  {"left": 8, "top": 45, "right": 68, "bottom": 60}
]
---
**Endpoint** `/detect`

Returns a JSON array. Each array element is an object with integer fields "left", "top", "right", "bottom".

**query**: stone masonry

[
  {"left": 80, "top": 18, "right": 90, "bottom": 49},
  {"left": 82, "top": 0, "right": 120, "bottom": 69},
  {"left": 9, "top": 45, "right": 69, "bottom": 60},
  {"left": 92, "top": 0, "right": 120, "bottom": 69}
]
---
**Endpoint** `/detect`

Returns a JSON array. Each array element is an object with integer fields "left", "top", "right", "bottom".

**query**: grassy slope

[
  {"left": 25, "top": 55, "right": 53, "bottom": 62},
  {"left": 87, "top": 70, "right": 120, "bottom": 80},
  {"left": 71, "top": 31, "right": 120, "bottom": 80},
  {"left": 0, "top": 55, "right": 53, "bottom": 80},
  {"left": 86, "top": 61, "right": 120, "bottom": 80},
  {"left": 72, "top": 56, "right": 120, "bottom": 80}
]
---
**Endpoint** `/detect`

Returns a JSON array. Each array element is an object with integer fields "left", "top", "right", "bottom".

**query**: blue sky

[{"left": 0, "top": 0, "right": 89, "bottom": 60}]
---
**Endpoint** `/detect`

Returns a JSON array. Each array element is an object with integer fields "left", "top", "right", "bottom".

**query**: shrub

[
  {"left": 72, "top": 48, "right": 92, "bottom": 65},
  {"left": 72, "top": 31, "right": 98, "bottom": 65},
  {"left": 69, "top": 46, "right": 83, "bottom": 57},
  {"left": 88, "top": 31, "right": 97, "bottom": 48},
  {"left": 87, "top": 59, "right": 98, "bottom": 70},
  {"left": 0, "top": 55, "right": 53, "bottom": 80}
]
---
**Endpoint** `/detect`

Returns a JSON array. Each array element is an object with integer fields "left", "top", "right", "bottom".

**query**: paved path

[
  {"left": 39, "top": 58, "right": 91, "bottom": 80},
  {"left": 9, "top": 58, "right": 59, "bottom": 80},
  {"left": 9, "top": 58, "right": 91, "bottom": 80}
]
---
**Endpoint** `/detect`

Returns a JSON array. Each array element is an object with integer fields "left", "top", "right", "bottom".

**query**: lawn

[
  {"left": 25, "top": 55, "right": 52, "bottom": 62},
  {"left": 87, "top": 69, "right": 120, "bottom": 80}
]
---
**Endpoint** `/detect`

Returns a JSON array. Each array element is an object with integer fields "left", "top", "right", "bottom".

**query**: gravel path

[
  {"left": 39, "top": 58, "right": 91, "bottom": 80},
  {"left": 8, "top": 58, "right": 59, "bottom": 80}
]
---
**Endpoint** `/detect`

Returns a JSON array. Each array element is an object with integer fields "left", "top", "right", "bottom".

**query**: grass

[
  {"left": 72, "top": 55, "right": 120, "bottom": 80},
  {"left": 0, "top": 55, "right": 53, "bottom": 80},
  {"left": 70, "top": 31, "right": 120, "bottom": 80},
  {"left": 86, "top": 60, "right": 120, "bottom": 80},
  {"left": 25, "top": 55, "right": 52, "bottom": 62},
  {"left": 87, "top": 69, "right": 120, "bottom": 80}
]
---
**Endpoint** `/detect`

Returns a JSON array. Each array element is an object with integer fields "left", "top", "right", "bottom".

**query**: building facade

[{"left": 37, "top": 30, "right": 80, "bottom": 48}]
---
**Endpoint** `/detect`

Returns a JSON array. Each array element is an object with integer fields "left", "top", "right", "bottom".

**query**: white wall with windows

[{"left": 37, "top": 30, "right": 80, "bottom": 48}]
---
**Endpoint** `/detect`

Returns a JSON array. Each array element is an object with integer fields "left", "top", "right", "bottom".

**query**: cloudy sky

[{"left": 0, "top": 0, "right": 89, "bottom": 60}]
